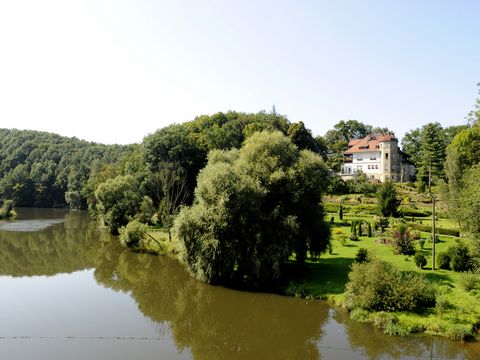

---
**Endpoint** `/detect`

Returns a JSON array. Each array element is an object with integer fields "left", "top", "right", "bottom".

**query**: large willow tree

[{"left": 174, "top": 131, "right": 331, "bottom": 285}]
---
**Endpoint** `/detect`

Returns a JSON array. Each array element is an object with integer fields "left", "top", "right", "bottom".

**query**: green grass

[{"left": 283, "top": 201, "right": 480, "bottom": 341}]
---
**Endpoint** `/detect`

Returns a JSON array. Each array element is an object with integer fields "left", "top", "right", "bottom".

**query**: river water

[{"left": 0, "top": 209, "right": 478, "bottom": 359}]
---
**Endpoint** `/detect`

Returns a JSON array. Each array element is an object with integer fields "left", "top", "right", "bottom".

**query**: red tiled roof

[{"left": 344, "top": 134, "right": 397, "bottom": 154}]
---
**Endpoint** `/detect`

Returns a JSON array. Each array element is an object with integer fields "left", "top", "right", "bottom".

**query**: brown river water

[{"left": 0, "top": 208, "right": 479, "bottom": 359}]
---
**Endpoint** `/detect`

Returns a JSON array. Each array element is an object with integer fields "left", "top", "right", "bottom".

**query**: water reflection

[
  {"left": 1, "top": 209, "right": 480, "bottom": 359},
  {"left": 94, "top": 240, "right": 327, "bottom": 359},
  {"left": 0, "top": 209, "right": 98, "bottom": 276}
]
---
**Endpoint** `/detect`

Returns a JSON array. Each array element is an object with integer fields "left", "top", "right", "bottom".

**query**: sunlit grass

[{"left": 282, "top": 205, "right": 480, "bottom": 340}]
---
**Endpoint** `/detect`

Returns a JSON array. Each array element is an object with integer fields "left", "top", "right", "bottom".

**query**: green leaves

[
  {"left": 95, "top": 175, "right": 142, "bottom": 234},
  {"left": 175, "top": 131, "right": 331, "bottom": 285}
]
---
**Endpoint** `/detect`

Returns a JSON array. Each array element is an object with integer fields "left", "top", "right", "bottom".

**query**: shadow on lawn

[
  {"left": 423, "top": 271, "right": 454, "bottom": 284},
  {"left": 281, "top": 257, "right": 355, "bottom": 297}
]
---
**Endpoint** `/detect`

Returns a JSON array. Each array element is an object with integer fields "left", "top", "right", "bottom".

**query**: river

[{"left": 0, "top": 209, "right": 478, "bottom": 359}]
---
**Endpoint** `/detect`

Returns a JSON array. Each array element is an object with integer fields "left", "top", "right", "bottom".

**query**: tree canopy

[{"left": 174, "top": 131, "right": 331, "bottom": 285}]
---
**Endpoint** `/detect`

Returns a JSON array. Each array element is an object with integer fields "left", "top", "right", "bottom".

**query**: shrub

[
  {"left": 367, "top": 222, "right": 372, "bottom": 237},
  {"left": 333, "top": 227, "right": 343, "bottom": 236},
  {"left": 0, "top": 199, "right": 16, "bottom": 219},
  {"left": 414, "top": 252, "right": 427, "bottom": 269},
  {"left": 324, "top": 203, "right": 340, "bottom": 213},
  {"left": 459, "top": 272, "right": 479, "bottom": 292},
  {"left": 348, "top": 204, "right": 379, "bottom": 216},
  {"left": 391, "top": 224, "right": 415, "bottom": 255},
  {"left": 350, "top": 233, "right": 359, "bottom": 241},
  {"left": 450, "top": 243, "right": 473, "bottom": 272},
  {"left": 418, "top": 239, "right": 426, "bottom": 249},
  {"left": 437, "top": 251, "right": 451, "bottom": 270},
  {"left": 411, "top": 230, "right": 421, "bottom": 240},
  {"left": 373, "top": 312, "right": 397, "bottom": 330},
  {"left": 119, "top": 220, "right": 148, "bottom": 249},
  {"left": 344, "top": 260, "right": 436, "bottom": 312},
  {"left": 445, "top": 324, "right": 474, "bottom": 342},
  {"left": 355, "top": 248, "right": 370, "bottom": 263},
  {"left": 408, "top": 223, "right": 460, "bottom": 237},
  {"left": 398, "top": 205, "right": 431, "bottom": 217}
]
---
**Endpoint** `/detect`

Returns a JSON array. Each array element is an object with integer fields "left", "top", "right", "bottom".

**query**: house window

[
  {"left": 368, "top": 165, "right": 371, "bottom": 169},
  {"left": 375, "top": 165, "right": 379, "bottom": 169},
  {"left": 370, "top": 175, "right": 375, "bottom": 180},
  {"left": 385, "top": 152, "right": 389, "bottom": 159},
  {"left": 356, "top": 156, "right": 363, "bottom": 161},
  {"left": 370, "top": 155, "right": 377, "bottom": 160}
]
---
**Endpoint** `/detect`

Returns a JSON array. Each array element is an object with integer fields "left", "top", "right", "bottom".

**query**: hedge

[{"left": 408, "top": 223, "right": 460, "bottom": 237}]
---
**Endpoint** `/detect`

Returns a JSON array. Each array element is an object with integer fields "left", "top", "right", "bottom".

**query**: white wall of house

[{"left": 341, "top": 140, "right": 414, "bottom": 182}]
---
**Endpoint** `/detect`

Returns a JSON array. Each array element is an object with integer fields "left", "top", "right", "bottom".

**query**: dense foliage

[
  {"left": 377, "top": 181, "right": 399, "bottom": 217},
  {"left": 143, "top": 111, "right": 321, "bottom": 202},
  {"left": 401, "top": 123, "right": 466, "bottom": 187},
  {"left": 390, "top": 224, "right": 415, "bottom": 255},
  {"left": 0, "top": 128, "right": 130, "bottom": 209},
  {"left": 175, "top": 131, "right": 331, "bottom": 285},
  {"left": 0, "top": 199, "right": 16, "bottom": 219},
  {"left": 345, "top": 260, "right": 435, "bottom": 312},
  {"left": 95, "top": 175, "right": 142, "bottom": 234},
  {"left": 322, "top": 120, "right": 391, "bottom": 171},
  {"left": 119, "top": 219, "right": 149, "bottom": 250}
]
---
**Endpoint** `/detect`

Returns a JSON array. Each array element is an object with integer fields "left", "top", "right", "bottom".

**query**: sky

[{"left": 0, "top": 0, "right": 479, "bottom": 144}]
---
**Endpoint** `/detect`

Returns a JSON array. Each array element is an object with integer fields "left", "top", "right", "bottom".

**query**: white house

[{"left": 340, "top": 134, "right": 414, "bottom": 182}]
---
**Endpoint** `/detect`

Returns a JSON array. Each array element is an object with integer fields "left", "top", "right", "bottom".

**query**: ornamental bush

[
  {"left": 414, "top": 252, "right": 427, "bottom": 269},
  {"left": 437, "top": 251, "right": 451, "bottom": 270},
  {"left": 390, "top": 224, "right": 415, "bottom": 255}
]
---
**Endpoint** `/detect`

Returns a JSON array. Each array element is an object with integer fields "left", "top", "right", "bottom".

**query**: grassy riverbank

[
  {"left": 279, "top": 199, "right": 480, "bottom": 342},
  {"left": 143, "top": 192, "right": 480, "bottom": 342}
]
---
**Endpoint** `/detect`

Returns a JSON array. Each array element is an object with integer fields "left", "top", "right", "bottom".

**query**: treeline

[
  {"left": 0, "top": 112, "right": 322, "bottom": 213},
  {"left": 0, "top": 128, "right": 130, "bottom": 208}
]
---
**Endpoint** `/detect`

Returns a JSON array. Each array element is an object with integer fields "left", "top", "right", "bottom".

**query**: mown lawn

[{"left": 281, "top": 206, "right": 480, "bottom": 341}]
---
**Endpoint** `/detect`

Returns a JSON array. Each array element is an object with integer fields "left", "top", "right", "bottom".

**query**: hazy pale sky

[{"left": 1, "top": 0, "right": 479, "bottom": 144}]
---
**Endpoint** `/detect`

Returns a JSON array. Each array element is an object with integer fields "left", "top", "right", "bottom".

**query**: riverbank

[
  {"left": 145, "top": 211, "right": 480, "bottom": 342},
  {"left": 278, "top": 213, "right": 480, "bottom": 342}
]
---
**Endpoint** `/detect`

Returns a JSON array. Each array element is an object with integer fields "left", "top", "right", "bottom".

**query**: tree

[
  {"left": 95, "top": 175, "right": 142, "bottom": 234},
  {"left": 174, "top": 131, "right": 331, "bottom": 285},
  {"left": 339, "top": 204, "right": 344, "bottom": 221},
  {"left": 466, "top": 83, "right": 480, "bottom": 125},
  {"left": 444, "top": 125, "right": 480, "bottom": 217},
  {"left": 377, "top": 181, "right": 399, "bottom": 217},
  {"left": 314, "top": 135, "right": 328, "bottom": 160},
  {"left": 156, "top": 162, "right": 189, "bottom": 241},
  {"left": 287, "top": 121, "right": 319, "bottom": 153},
  {"left": 456, "top": 165, "right": 480, "bottom": 241},
  {"left": 401, "top": 128, "right": 422, "bottom": 169},
  {"left": 417, "top": 122, "right": 446, "bottom": 188}
]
